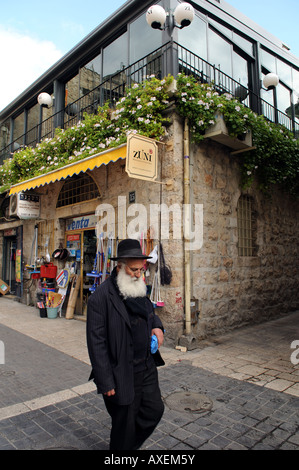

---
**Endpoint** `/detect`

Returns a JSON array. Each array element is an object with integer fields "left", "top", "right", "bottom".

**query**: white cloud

[{"left": 0, "top": 27, "right": 63, "bottom": 112}]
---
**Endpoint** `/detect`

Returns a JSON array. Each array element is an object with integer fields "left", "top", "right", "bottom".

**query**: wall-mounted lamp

[
  {"left": 146, "top": 3, "right": 194, "bottom": 30},
  {"left": 263, "top": 73, "right": 279, "bottom": 91},
  {"left": 37, "top": 92, "right": 53, "bottom": 108}
]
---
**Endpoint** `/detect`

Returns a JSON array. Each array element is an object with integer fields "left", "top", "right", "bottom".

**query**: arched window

[
  {"left": 56, "top": 173, "right": 100, "bottom": 208},
  {"left": 237, "top": 195, "right": 257, "bottom": 256}
]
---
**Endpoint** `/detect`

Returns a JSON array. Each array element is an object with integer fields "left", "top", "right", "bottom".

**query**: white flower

[
  {"left": 217, "top": 103, "right": 223, "bottom": 108},
  {"left": 235, "top": 106, "right": 241, "bottom": 112},
  {"left": 137, "top": 104, "right": 142, "bottom": 109}
]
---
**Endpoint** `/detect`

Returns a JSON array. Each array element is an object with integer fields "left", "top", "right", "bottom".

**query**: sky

[{"left": 0, "top": 0, "right": 298, "bottom": 112}]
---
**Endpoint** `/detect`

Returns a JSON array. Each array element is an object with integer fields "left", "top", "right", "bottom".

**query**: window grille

[
  {"left": 237, "top": 195, "right": 257, "bottom": 256},
  {"left": 56, "top": 173, "right": 100, "bottom": 208}
]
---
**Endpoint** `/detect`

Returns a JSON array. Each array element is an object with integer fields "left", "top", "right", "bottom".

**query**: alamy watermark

[
  {"left": 95, "top": 196, "right": 203, "bottom": 251},
  {"left": 0, "top": 340, "right": 4, "bottom": 364},
  {"left": 290, "top": 340, "right": 299, "bottom": 365}
]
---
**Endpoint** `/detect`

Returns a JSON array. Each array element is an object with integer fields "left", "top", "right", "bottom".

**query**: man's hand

[
  {"left": 152, "top": 328, "right": 164, "bottom": 348},
  {"left": 104, "top": 389, "right": 115, "bottom": 396}
]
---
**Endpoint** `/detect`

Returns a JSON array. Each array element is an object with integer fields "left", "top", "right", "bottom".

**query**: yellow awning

[{"left": 9, "top": 144, "right": 126, "bottom": 195}]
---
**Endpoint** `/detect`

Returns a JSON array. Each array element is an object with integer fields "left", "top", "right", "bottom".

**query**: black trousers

[{"left": 103, "top": 365, "right": 164, "bottom": 450}]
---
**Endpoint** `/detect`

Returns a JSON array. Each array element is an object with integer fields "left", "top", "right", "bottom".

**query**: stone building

[{"left": 0, "top": 0, "right": 298, "bottom": 346}]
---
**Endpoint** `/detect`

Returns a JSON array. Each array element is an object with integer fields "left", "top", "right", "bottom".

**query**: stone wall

[{"left": 190, "top": 138, "right": 299, "bottom": 341}]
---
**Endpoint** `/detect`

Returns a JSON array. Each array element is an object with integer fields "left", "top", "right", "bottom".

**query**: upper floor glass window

[
  {"left": 103, "top": 31, "right": 128, "bottom": 80},
  {"left": 130, "top": 12, "right": 162, "bottom": 64},
  {"left": 80, "top": 53, "right": 102, "bottom": 96},
  {"left": 178, "top": 13, "right": 207, "bottom": 62}
]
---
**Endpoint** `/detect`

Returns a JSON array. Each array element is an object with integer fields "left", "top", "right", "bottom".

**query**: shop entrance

[
  {"left": 3, "top": 234, "right": 16, "bottom": 294},
  {"left": 65, "top": 228, "right": 97, "bottom": 315}
]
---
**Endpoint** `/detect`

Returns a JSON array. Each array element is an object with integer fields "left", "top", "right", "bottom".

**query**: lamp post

[{"left": 37, "top": 92, "right": 53, "bottom": 142}]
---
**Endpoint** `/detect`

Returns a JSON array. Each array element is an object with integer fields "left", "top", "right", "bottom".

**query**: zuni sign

[{"left": 126, "top": 134, "right": 158, "bottom": 182}]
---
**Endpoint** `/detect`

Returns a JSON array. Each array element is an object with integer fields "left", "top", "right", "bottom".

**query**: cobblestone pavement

[{"left": 0, "top": 297, "right": 298, "bottom": 451}]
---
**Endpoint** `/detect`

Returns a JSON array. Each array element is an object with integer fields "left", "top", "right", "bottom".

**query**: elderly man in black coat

[{"left": 86, "top": 239, "right": 165, "bottom": 450}]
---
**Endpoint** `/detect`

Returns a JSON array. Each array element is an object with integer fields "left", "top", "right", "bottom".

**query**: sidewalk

[{"left": 0, "top": 296, "right": 298, "bottom": 450}]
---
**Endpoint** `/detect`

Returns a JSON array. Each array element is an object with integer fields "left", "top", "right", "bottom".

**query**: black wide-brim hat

[{"left": 111, "top": 239, "right": 152, "bottom": 260}]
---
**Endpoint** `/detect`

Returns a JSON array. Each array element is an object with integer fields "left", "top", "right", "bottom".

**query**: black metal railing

[{"left": 1, "top": 41, "right": 297, "bottom": 164}]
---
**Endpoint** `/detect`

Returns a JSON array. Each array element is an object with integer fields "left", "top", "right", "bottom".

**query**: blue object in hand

[{"left": 151, "top": 334, "right": 158, "bottom": 354}]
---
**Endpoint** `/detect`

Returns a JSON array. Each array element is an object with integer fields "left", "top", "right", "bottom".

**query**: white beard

[{"left": 116, "top": 265, "right": 147, "bottom": 299}]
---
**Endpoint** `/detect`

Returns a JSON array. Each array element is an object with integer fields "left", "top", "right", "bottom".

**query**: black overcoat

[{"left": 86, "top": 275, "right": 164, "bottom": 406}]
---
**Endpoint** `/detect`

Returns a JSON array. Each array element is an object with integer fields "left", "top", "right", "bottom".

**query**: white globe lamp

[
  {"left": 174, "top": 2, "right": 194, "bottom": 28},
  {"left": 146, "top": 5, "right": 167, "bottom": 29},
  {"left": 37, "top": 92, "right": 53, "bottom": 107},
  {"left": 263, "top": 73, "right": 279, "bottom": 91}
]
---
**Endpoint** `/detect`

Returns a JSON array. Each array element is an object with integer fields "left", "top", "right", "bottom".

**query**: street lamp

[
  {"left": 37, "top": 92, "right": 53, "bottom": 142},
  {"left": 37, "top": 92, "right": 53, "bottom": 108},
  {"left": 146, "top": 3, "right": 194, "bottom": 30},
  {"left": 263, "top": 73, "right": 279, "bottom": 91}
]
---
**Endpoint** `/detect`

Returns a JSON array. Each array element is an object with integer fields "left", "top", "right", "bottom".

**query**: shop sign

[
  {"left": 126, "top": 134, "right": 158, "bottom": 182},
  {"left": 66, "top": 214, "right": 97, "bottom": 231},
  {"left": 10, "top": 193, "right": 40, "bottom": 219},
  {"left": 4, "top": 228, "right": 17, "bottom": 237}
]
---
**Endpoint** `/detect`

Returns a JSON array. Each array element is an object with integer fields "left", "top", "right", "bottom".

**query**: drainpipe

[{"left": 183, "top": 118, "right": 191, "bottom": 335}]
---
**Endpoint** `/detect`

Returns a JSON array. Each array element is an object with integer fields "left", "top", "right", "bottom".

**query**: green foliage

[
  {"left": 0, "top": 73, "right": 298, "bottom": 197},
  {"left": 175, "top": 73, "right": 299, "bottom": 197}
]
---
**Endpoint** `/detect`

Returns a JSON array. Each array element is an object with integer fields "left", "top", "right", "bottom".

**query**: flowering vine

[{"left": 0, "top": 73, "right": 298, "bottom": 197}]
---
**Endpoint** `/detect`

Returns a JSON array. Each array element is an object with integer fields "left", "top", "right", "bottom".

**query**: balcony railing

[{"left": 1, "top": 41, "right": 298, "bottom": 164}]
